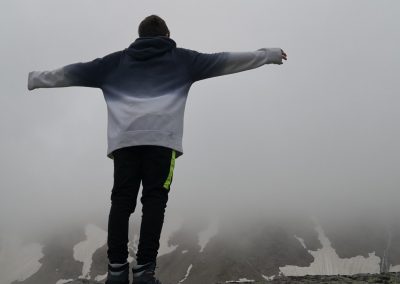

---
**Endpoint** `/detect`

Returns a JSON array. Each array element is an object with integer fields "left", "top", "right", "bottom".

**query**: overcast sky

[{"left": 1, "top": 0, "right": 399, "bottom": 237}]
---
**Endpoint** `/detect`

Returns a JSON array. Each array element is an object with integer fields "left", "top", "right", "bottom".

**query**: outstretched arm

[
  {"left": 188, "top": 48, "right": 287, "bottom": 82},
  {"left": 27, "top": 51, "right": 122, "bottom": 91}
]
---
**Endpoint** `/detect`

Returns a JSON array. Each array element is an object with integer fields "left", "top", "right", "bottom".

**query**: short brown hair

[{"left": 138, "top": 15, "right": 170, "bottom": 37}]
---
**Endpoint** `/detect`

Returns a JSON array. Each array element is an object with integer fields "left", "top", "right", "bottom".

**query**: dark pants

[{"left": 107, "top": 145, "right": 176, "bottom": 265}]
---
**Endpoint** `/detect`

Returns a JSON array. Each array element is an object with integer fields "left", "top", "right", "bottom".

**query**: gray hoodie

[{"left": 28, "top": 36, "right": 283, "bottom": 159}]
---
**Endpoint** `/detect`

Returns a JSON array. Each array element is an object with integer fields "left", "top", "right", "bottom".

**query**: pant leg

[
  {"left": 136, "top": 145, "right": 176, "bottom": 265},
  {"left": 107, "top": 146, "right": 142, "bottom": 264}
]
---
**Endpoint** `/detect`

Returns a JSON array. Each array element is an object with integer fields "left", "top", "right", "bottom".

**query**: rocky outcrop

[{"left": 266, "top": 272, "right": 400, "bottom": 283}]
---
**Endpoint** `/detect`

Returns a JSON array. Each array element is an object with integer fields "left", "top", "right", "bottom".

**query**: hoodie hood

[{"left": 126, "top": 36, "right": 177, "bottom": 60}]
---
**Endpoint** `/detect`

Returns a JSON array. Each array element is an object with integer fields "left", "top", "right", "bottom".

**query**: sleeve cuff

[
  {"left": 260, "top": 48, "right": 283, "bottom": 65},
  {"left": 28, "top": 71, "right": 37, "bottom": 90}
]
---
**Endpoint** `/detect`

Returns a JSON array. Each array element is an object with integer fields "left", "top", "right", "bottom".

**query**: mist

[{"left": 1, "top": 0, "right": 399, "bottom": 244}]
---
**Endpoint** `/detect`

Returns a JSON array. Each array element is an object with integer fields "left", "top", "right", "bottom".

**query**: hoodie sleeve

[
  {"left": 187, "top": 48, "right": 283, "bottom": 82},
  {"left": 27, "top": 51, "right": 122, "bottom": 91}
]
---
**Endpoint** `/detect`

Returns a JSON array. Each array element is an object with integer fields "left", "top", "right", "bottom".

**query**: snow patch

[
  {"left": 262, "top": 274, "right": 276, "bottom": 280},
  {"left": 0, "top": 233, "right": 43, "bottom": 284},
  {"left": 95, "top": 273, "right": 107, "bottom": 281},
  {"left": 389, "top": 264, "right": 400, "bottom": 272},
  {"left": 225, "top": 278, "right": 255, "bottom": 283},
  {"left": 158, "top": 213, "right": 183, "bottom": 256},
  {"left": 279, "top": 219, "right": 381, "bottom": 276},
  {"left": 181, "top": 249, "right": 188, "bottom": 254},
  {"left": 73, "top": 224, "right": 107, "bottom": 279},
  {"left": 55, "top": 279, "right": 74, "bottom": 284},
  {"left": 127, "top": 234, "right": 138, "bottom": 263},
  {"left": 178, "top": 264, "right": 193, "bottom": 283},
  {"left": 198, "top": 218, "right": 219, "bottom": 252},
  {"left": 294, "top": 235, "right": 307, "bottom": 249}
]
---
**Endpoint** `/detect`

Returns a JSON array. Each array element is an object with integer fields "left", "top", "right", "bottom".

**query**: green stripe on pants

[{"left": 163, "top": 150, "right": 176, "bottom": 190}]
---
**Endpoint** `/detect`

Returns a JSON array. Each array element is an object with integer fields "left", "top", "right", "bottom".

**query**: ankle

[{"left": 136, "top": 260, "right": 155, "bottom": 266}]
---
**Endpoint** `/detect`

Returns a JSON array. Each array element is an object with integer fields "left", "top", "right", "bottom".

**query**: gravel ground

[{"left": 265, "top": 272, "right": 400, "bottom": 283}]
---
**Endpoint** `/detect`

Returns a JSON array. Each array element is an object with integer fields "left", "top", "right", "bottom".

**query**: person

[{"left": 27, "top": 14, "right": 287, "bottom": 284}]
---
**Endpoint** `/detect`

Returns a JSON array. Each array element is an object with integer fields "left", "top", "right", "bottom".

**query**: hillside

[{"left": 62, "top": 272, "right": 400, "bottom": 284}]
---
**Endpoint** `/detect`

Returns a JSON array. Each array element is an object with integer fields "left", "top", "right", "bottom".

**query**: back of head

[{"left": 138, "top": 15, "right": 170, "bottom": 37}]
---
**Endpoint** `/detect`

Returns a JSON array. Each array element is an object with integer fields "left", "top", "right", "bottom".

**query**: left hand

[{"left": 281, "top": 49, "right": 287, "bottom": 61}]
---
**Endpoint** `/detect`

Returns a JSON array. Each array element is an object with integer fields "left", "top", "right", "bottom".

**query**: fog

[{"left": 1, "top": 0, "right": 399, "bottom": 240}]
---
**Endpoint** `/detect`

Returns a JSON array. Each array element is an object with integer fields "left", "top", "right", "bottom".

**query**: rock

[
  {"left": 64, "top": 279, "right": 103, "bottom": 284},
  {"left": 265, "top": 272, "right": 400, "bottom": 283}
]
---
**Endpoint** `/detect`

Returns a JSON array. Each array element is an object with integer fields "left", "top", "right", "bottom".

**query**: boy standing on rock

[{"left": 28, "top": 14, "right": 287, "bottom": 284}]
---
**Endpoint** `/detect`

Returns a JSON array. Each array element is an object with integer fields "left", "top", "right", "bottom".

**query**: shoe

[
  {"left": 132, "top": 261, "right": 162, "bottom": 284},
  {"left": 105, "top": 262, "right": 130, "bottom": 284}
]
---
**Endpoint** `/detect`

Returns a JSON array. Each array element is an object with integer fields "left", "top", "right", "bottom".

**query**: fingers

[{"left": 281, "top": 49, "right": 287, "bottom": 60}]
